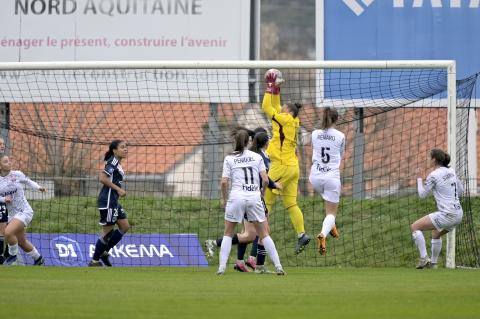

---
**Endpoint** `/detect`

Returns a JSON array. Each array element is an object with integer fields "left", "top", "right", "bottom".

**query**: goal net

[{"left": 0, "top": 61, "right": 478, "bottom": 268}]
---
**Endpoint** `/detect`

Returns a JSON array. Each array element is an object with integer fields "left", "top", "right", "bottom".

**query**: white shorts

[
  {"left": 309, "top": 174, "right": 341, "bottom": 203},
  {"left": 225, "top": 198, "right": 266, "bottom": 223},
  {"left": 8, "top": 211, "right": 33, "bottom": 227},
  {"left": 428, "top": 210, "right": 463, "bottom": 232}
]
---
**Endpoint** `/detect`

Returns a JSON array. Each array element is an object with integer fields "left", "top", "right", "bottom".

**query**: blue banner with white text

[
  {"left": 17, "top": 233, "right": 208, "bottom": 267},
  {"left": 322, "top": 0, "right": 480, "bottom": 98}
]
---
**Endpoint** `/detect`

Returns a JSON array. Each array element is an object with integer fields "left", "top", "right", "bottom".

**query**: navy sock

[
  {"left": 106, "top": 229, "right": 125, "bottom": 251},
  {"left": 232, "top": 234, "right": 239, "bottom": 245},
  {"left": 256, "top": 244, "right": 266, "bottom": 266},
  {"left": 103, "top": 229, "right": 114, "bottom": 243},
  {"left": 237, "top": 242, "right": 247, "bottom": 260},
  {"left": 250, "top": 236, "right": 259, "bottom": 257},
  {"left": 92, "top": 238, "right": 107, "bottom": 261},
  {"left": 216, "top": 233, "right": 239, "bottom": 247}
]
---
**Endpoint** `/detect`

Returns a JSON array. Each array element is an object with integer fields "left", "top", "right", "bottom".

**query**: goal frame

[{"left": 0, "top": 59, "right": 459, "bottom": 268}]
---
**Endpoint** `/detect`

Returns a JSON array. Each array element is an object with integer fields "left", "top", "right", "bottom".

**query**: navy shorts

[
  {"left": 0, "top": 203, "right": 7, "bottom": 223},
  {"left": 99, "top": 205, "right": 127, "bottom": 226}
]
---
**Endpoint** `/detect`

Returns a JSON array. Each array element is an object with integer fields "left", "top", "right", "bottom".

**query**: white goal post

[{"left": 0, "top": 60, "right": 464, "bottom": 268}]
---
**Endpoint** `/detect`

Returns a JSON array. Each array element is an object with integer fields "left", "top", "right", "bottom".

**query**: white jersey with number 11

[{"left": 222, "top": 150, "right": 266, "bottom": 200}]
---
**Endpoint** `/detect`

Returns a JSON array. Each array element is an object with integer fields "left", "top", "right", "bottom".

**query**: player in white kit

[
  {"left": 0, "top": 137, "right": 7, "bottom": 264},
  {"left": 217, "top": 129, "right": 284, "bottom": 275},
  {"left": 308, "top": 108, "right": 345, "bottom": 255},
  {"left": 412, "top": 149, "right": 463, "bottom": 269},
  {"left": 0, "top": 155, "right": 46, "bottom": 265}
]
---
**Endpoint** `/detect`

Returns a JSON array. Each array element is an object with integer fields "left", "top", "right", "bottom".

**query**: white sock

[
  {"left": 26, "top": 247, "right": 41, "bottom": 261},
  {"left": 8, "top": 244, "right": 19, "bottom": 256},
  {"left": 218, "top": 236, "right": 232, "bottom": 271},
  {"left": 431, "top": 239, "right": 442, "bottom": 264},
  {"left": 320, "top": 214, "right": 336, "bottom": 237},
  {"left": 262, "top": 235, "right": 281, "bottom": 268},
  {"left": 412, "top": 230, "right": 428, "bottom": 259}
]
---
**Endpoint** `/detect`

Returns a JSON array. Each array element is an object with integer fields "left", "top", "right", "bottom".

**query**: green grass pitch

[
  {"left": 2, "top": 267, "right": 479, "bottom": 319},
  {"left": 27, "top": 195, "right": 480, "bottom": 267}
]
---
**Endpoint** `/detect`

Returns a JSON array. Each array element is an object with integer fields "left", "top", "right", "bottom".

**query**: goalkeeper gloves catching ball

[{"left": 264, "top": 69, "right": 284, "bottom": 95}]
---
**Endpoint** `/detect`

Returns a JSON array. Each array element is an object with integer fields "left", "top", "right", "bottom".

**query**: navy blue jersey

[
  {"left": 259, "top": 150, "right": 276, "bottom": 189},
  {"left": 97, "top": 156, "right": 125, "bottom": 209},
  {"left": 0, "top": 202, "right": 7, "bottom": 223}
]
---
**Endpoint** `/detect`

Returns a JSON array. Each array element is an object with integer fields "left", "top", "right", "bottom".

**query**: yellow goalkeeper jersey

[{"left": 262, "top": 93, "right": 300, "bottom": 166}]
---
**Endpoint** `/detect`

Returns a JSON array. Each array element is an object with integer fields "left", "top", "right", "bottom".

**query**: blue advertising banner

[
  {"left": 17, "top": 233, "right": 208, "bottom": 267},
  {"left": 322, "top": 0, "right": 480, "bottom": 79}
]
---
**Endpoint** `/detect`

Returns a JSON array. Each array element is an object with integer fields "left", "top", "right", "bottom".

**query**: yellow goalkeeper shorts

[{"left": 268, "top": 162, "right": 299, "bottom": 197}]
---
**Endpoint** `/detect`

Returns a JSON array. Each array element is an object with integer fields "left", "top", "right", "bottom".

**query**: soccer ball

[{"left": 264, "top": 69, "right": 285, "bottom": 86}]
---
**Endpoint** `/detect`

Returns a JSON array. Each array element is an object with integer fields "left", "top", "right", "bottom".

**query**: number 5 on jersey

[{"left": 321, "top": 147, "right": 330, "bottom": 164}]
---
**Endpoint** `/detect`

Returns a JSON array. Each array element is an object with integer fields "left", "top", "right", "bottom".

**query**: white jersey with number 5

[
  {"left": 222, "top": 150, "right": 266, "bottom": 200},
  {"left": 418, "top": 166, "right": 463, "bottom": 214},
  {"left": 311, "top": 128, "right": 345, "bottom": 178}
]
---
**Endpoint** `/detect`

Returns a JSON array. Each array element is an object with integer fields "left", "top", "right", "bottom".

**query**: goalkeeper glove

[{"left": 264, "top": 69, "right": 284, "bottom": 95}]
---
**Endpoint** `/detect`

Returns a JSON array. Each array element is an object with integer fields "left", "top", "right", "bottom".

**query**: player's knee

[
  {"left": 4, "top": 227, "right": 16, "bottom": 240},
  {"left": 410, "top": 222, "right": 418, "bottom": 232},
  {"left": 431, "top": 230, "right": 443, "bottom": 239}
]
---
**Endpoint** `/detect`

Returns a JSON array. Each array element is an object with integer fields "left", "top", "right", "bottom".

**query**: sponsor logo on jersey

[
  {"left": 316, "top": 164, "right": 332, "bottom": 173},
  {"left": 242, "top": 184, "right": 259, "bottom": 191}
]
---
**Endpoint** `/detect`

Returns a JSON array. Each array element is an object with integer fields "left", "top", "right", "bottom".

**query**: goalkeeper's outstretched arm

[{"left": 262, "top": 69, "right": 284, "bottom": 118}]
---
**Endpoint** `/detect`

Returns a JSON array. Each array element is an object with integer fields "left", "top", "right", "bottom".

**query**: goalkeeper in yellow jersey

[{"left": 261, "top": 69, "right": 311, "bottom": 254}]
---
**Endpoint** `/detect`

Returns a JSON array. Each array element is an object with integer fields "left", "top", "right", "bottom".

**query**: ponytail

[
  {"left": 287, "top": 103, "right": 302, "bottom": 118},
  {"left": 104, "top": 139, "right": 123, "bottom": 161},
  {"left": 232, "top": 129, "right": 250, "bottom": 155},
  {"left": 321, "top": 107, "right": 339, "bottom": 130},
  {"left": 443, "top": 153, "right": 451, "bottom": 167}
]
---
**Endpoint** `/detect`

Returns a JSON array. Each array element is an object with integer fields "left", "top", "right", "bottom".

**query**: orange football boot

[
  {"left": 329, "top": 225, "right": 339, "bottom": 238},
  {"left": 316, "top": 234, "right": 326, "bottom": 255}
]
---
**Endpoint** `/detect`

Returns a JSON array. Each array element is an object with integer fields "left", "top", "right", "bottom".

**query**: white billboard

[
  {"left": 0, "top": 0, "right": 251, "bottom": 103},
  {"left": 1, "top": 0, "right": 250, "bottom": 61}
]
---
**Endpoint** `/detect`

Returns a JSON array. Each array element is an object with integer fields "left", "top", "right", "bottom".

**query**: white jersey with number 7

[{"left": 418, "top": 166, "right": 463, "bottom": 214}]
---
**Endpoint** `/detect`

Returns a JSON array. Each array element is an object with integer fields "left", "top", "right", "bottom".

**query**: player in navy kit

[{"left": 88, "top": 140, "right": 130, "bottom": 267}]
